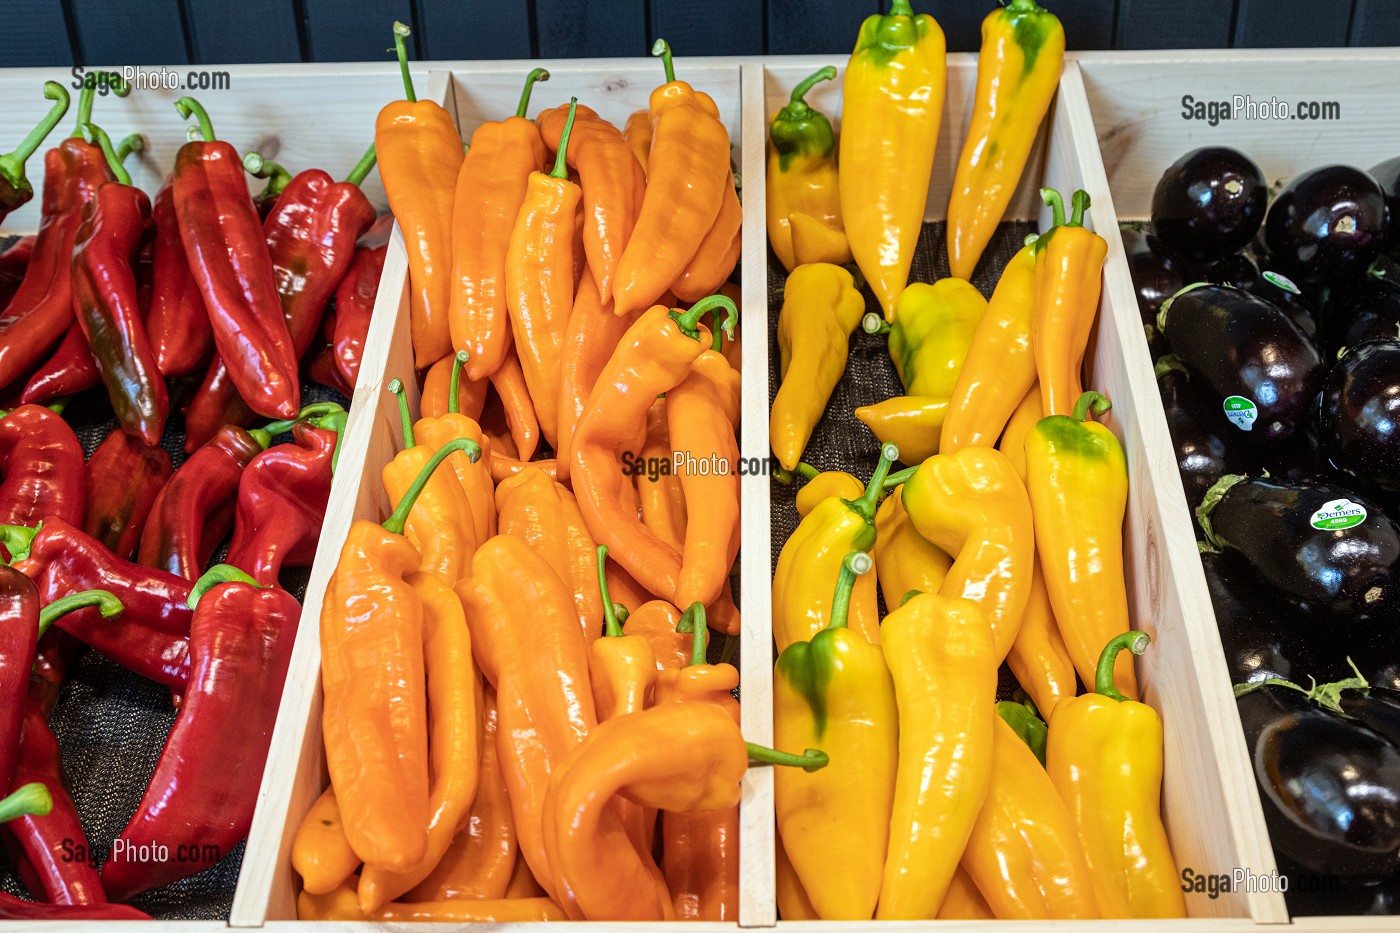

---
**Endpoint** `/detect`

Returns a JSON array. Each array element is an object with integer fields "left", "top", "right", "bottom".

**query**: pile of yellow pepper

[{"left": 769, "top": 0, "right": 1187, "bottom": 922}]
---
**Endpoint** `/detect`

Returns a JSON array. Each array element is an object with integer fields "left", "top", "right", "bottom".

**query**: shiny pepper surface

[
  {"left": 0, "top": 404, "right": 85, "bottom": 529},
  {"left": 767, "top": 66, "right": 845, "bottom": 273},
  {"left": 1033, "top": 188, "right": 1107, "bottom": 416},
  {"left": 873, "top": 486, "right": 951, "bottom": 610},
  {"left": 888, "top": 277, "right": 987, "bottom": 398}
]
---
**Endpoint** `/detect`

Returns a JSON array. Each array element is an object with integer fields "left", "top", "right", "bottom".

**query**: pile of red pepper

[{"left": 0, "top": 68, "right": 373, "bottom": 918}]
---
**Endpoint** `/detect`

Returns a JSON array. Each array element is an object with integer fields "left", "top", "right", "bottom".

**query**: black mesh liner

[
  {"left": 0, "top": 234, "right": 347, "bottom": 919},
  {"left": 767, "top": 221, "right": 1040, "bottom": 699}
]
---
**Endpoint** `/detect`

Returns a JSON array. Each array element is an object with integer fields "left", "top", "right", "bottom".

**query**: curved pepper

[
  {"left": 357, "top": 570, "right": 482, "bottom": 912},
  {"left": 71, "top": 123, "right": 166, "bottom": 444},
  {"left": 897, "top": 444, "right": 1035, "bottom": 663},
  {"left": 0, "top": 237, "right": 34, "bottom": 309},
  {"left": 767, "top": 66, "right": 846, "bottom": 273},
  {"left": 775, "top": 551, "right": 896, "bottom": 919},
  {"left": 999, "top": 381, "right": 1042, "bottom": 480},
  {"left": 571, "top": 297, "right": 733, "bottom": 600},
  {"left": 886, "top": 277, "right": 987, "bottom": 397},
  {"left": 940, "top": 866, "right": 995, "bottom": 919},
  {"left": 0, "top": 564, "right": 38, "bottom": 792},
  {"left": 321, "top": 438, "right": 480, "bottom": 873},
  {"left": 1033, "top": 188, "right": 1107, "bottom": 416},
  {"left": 624, "top": 108, "right": 651, "bottom": 174},
  {"left": 947, "top": 0, "right": 1065, "bottom": 280},
  {"left": 877, "top": 590, "right": 996, "bottom": 919},
  {"left": 779, "top": 463, "right": 863, "bottom": 519},
  {"left": 0, "top": 82, "right": 70, "bottom": 224},
  {"left": 840, "top": 0, "right": 946, "bottom": 321},
  {"left": 449, "top": 68, "right": 548, "bottom": 380},
  {"left": 377, "top": 23, "right": 461, "bottom": 367},
  {"left": 941, "top": 237, "right": 1039, "bottom": 451},
  {"left": 147, "top": 173, "right": 213, "bottom": 377},
  {"left": 635, "top": 398, "right": 687, "bottom": 552},
  {"left": 776, "top": 834, "right": 817, "bottom": 920},
  {"left": 485, "top": 342, "right": 539, "bottom": 461},
  {"left": 415, "top": 353, "right": 495, "bottom": 545},
  {"left": 0, "top": 405, "right": 85, "bottom": 529},
  {"left": 872, "top": 485, "right": 951, "bottom": 611},
  {"left": 505, "top": 98, "right": 581, "bottom": 447},
  {"left": 538, "top": 100, "right": 646, "bottom": 303},
  {"left": 770, "top": 262, "right": 865, "bottom": 471},
  {"left": 853, "top": 395, "right": 949, "bottom": 465},
  {"left": 17, "top": 320, "right": 97, "bottom": 405},
  {"left": 291, "top": 787, "right": 361, "bottom": 897},
  {"left": 332, "top": 213, "right": 392, "bottom": 388},
  {"left": 1006, "top": 558, "right": 1077, "bottom": 720},
  {"left": 622, "top": 598, "right": 689, "bottom": 671},
  {"left": 102, "top": 564, "right": 299, "bottom": 901},
  {"left": 1047, "top": 632, "right": 1185, "bottom": 918},
  {"left": 772, "top": 444, "right": 897, "bottom": 650},
  {"left": 961, "top": 711, "right": 1099, "bottom": 919},
  {"left": 82, "top": 428, "right": 172, "bottom": 562},
  {"left": 672, "top": 163, "right": 741, "bottom": 303},
  {"left": 182, "top": 359, "right": 257, "bottom": 453},
  {"left": 1026, "top": 390, "right": 1138, "bottom": 699},
  {"left": 173, "top": 97, "right": 300, "bottom": 419},
  {"left": 419, "top": 349, "right": 486, "bottom": 422},
  {"left": 611, "top": 41, "right": 732, "bottom": 318}
]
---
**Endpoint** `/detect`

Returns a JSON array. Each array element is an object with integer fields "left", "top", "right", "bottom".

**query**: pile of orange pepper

[{"left": 291, "top": 25, "right": 819, "bottom": 924}]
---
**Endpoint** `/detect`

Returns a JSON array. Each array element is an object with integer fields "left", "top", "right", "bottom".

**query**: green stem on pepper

[
  {"left": 392, "top": 21, "right": 417, "bottom": 102},
  {"left": 0, "top": 82, "right": 69, "bottom": 192},
  {"left": 382, "top": 438, "right": 480, "bottom": 536},
  {"left": 80, "top": 123, "right": 131, "bottom": 186},
  {"left": 389, "top": 378, "right": 415, "bottom": 448},
  {"left": 515, "top": 67, "right": 551, "bottom": 119}
]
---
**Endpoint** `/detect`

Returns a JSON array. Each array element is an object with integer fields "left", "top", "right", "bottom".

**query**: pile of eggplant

[{"left": 1132, "top": 147, "right": 1400, "bottom": 914}]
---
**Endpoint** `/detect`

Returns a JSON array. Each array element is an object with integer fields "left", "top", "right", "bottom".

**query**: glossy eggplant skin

[
  {"left": 1158, "top": 362, "right": 1259, "bottom": 510},
  {"left": 1152, "top": 147, "right": 1268, "bottom": 262},
  {"left": 1320, "top": 276, "right": 1400, "bottom": 359},
  {"left": 1248, "top": 266, "right": 1318, "bottom": 340},
  {"left": 1237, "top": 685, "right": 1400, "bottom": 879},
  {"left": 1371, "top": 154, "right": 1400, "bottom": 248},
  {"left": 1319, "top": 340, "right": 1400, "bottom": 494},
  {"left": 1201, "top": 477, "right": 1400, "bottom": 626},
  {"left": 1206, "top": 252, "right": 1260, "bottom": 290},
  {"left": 1121, "top": 224, "right": 1183, "bottom": 356},
  {"left": 1202, "top": 551, "right": 1298, "bottom": 684},
  {"left": 1264, "top": 165, "right": 1388, "bottom": 286},
  {"left": 1158, "top": 283, "right": 1325, "bottom": 441},
  {"left": 1343, "top": 688, "right": 1400, "bottom": 749}
]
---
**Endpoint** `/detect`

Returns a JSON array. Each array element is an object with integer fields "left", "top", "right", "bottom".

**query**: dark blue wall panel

[
  {"left": 70, "top": 0, "right": 191, "bottom": 65},
  {"left": 418, "top": 0, "right": 531, "bottom": 60},
  {"left": 651, "top": 0, "right": 762, "bottom": 57},
  {"left": 1115, "top": 0, "right": 1234, "bottom": 49},
  {"left": 534, "top": 0, "right": 647, "bottom": 58},
  {"left": 0, "top": 0, "right": 72, "bottom": 66},
  {"left": 1350, "top": 0, "right": 1400, "bottom": 45},
  {"left": 302, "top": 0, "right": 417, "bottom": 61},
  {"left": 184, "top": 0, "right": 302, "bottom": 64},
  {"left": 1057, "top": 0, "right": 1116, "bottom": 51},
  {"left": 1234, "top": 0, "right": 1350, "bottom": 48},
  {"left": 926, "top": 1, "right": 985, "bottom": 54},
  {"left": 767, "top": 0, "right": 878, "bottom": 56}
]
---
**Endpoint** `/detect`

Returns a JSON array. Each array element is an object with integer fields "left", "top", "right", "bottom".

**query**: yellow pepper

[
  {"left": 1025, "top": 390, "right": 1137, "bottom": 700},
  {"left": 998, "top": 381, "right": 1041, "bottom": 481},
  {"left": 770, "top": 263, "right": 865, "bottom": 471},
  {"left": 941, "top": 238, "right": 1039, "bottom": 452},
  {"left": 1048, "top": 632, "right": 1185, "bottom": 919},
  {"left": 877, "top": 591, "right": 996, "bottom": 919},
  {"left": 775, "top": 551, "right": 897, "bottom": 920},
  {"left": 883, "top": 278, "right": 987, "bottom": 397},
  {"left": 775, "top": 834, "right": 818, "bottom": 920},
  {"left": 840, "top": 0, "right": 946, "bottom": 321},
  {"left": 775, "top": 463, "right": 864, "bottom": 519},
  {"left": 1034, "top": 188, "right": 1107, "bottom": 417},
  {"left": 790, "top": 211, "right": 853, "bottom": 267},
  {"left": 873, "top": 486, "right": 951, "bottom": 610},
  {"left": 939, "top": 867, "right": 994, "bottom": 919},
  {"left": 853, "top": 395, "right": 948, "bottom": 465},
  {"left": 896, "top": 445, "right": 1035, "bottom": 664},
  {"left": 946, "top": 0, "right": 1065, "bottom": 280},
  {"left": 962, "top": 712, "right": 1100, "bottom": 920},
  {"left": 1006, "top": 558, "right": 1077, "bottom": 720},
  {"left": 772, "top": 444, "right": 897, "bottom": 650},
  {"left": 766, "top": 66, "right": 848, "bottom": 273}
]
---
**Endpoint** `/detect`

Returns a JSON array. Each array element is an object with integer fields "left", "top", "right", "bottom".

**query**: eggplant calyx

[
  {"left": 1195, "top": 473, "right": 1248, "bottom": 552},
  {"left": 1233, "top": 662, "right": 1371, "bottom": 716},
  {"left": 1153, "top": 354, "right": 1188, "bottom": 380},
  {"left": 1156, "top": 280, "right": 1214, "bottom": 332}
]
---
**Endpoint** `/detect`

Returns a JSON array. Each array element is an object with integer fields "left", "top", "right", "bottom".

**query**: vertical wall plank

[
  {"left": 0, "top": 0, "right": 72, "bottom": 66},
  {"left": 534, "top": 0, "right": 647, "bottom": 58},
  {"left": 767, "top": 0, "right": 878, "bottom": 55},
  {"left": 1115, "top": 0, "right": 1233, "bottom": 49},
  {"left": 1350, "top": 0, "right": 1400, "bottom": 45},
  {"left": 651, "top": 0, "right": 762, "bottom": 56},
  {"left": 70, "top": 0, "right": 191, "bottom": 65},
  {"left": 1233, "top": 0, "right": 1350, "bottom": 47},
  {"left": 302, "top": 0, "right": 416, "bottom": 62},
  {"left": 417, "top": 0, "right": 530, "bottom": 59},
  {"left": 184, "top": 0, "right": 301, "bottom": 64},
  {"left": 1057, "top": 0, "right": 1117, "bottom": 51}
]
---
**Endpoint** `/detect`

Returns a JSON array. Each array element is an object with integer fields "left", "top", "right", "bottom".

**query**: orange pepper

[
  {"left": 537, "top": 102, "right": 647, "bottom": 303},
  {"left": 554, "top": 264, "right": 640, "bottom": 484},
  {"left": 622, "top": 599, "right": 689, "bottom": 671},
  {"left": 456, "top": 535, "right": 597, "bottom": 907},
  {"left": 488, "top": 451, "right": 557, "bottom": 484},
  {"left": 448, "top": 68, "right": 548, "bottom": 381},
  {"left": 671, "top": 169, "right": 741, "bottom": 303},
  {"left": 706, "top": 583, "right": 742, "bottom": 638},
  {"left": 419, "top": 350, "right": 487, "bottom": 422},
  {"left": 358, "top": 570, "right": 483, "bottom": 913},
  {"left": 485, "top": 342, "right": 539, "bottom": 461},
  {"left": 383, "top": 381, "right": 478, "bottom": 580},
  {"left": 300, "top": 884, "right": 566, "bottom": 922},
  {"left": 635, "top": 398, "right": 688, "bottom": 554},
  {"left": 321, "top": 439, "right": 479, "bottom": 871},
  {"left": 589, "top": 545, "right": 658, "bottom": 721},
  {"left": 504, "top": 851, "right": 547, "bottom": 898},
  {"left": 505, "top": 99, "right": 581, "bottom": 448},
  {"left": 571, "top": 297, "right": 735, "bottom": 600},
  {"left": 415, "top": 351, "right": 496, "bottom": 547},
  {"left": 375, "top": 23, "right": 461, "bottom": 368},
  {"left": 669, "top": 349, "right": 741, "bottom": 608},
  {"left": 290, "top": 787, "right": 360, "bottom": 896},
  {"left": 404, "top": 687, "right": 515, "bottom": 902},
  {"left": 624, "top": 109, "right": 651, "bottom": 175},
  {"left": 495, "top": 466, "right": 602, "bottom": 642},
  {"left": 611, "top": 41, "right": 732, "bottom": 318},
  {"left": 605, "top": 559, "right": 654, "bottom": 613}
]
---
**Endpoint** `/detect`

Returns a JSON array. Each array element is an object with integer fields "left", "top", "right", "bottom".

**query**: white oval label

[
  {"left": 1262, "top": 270, "right": 1301, "bottom": 295},
  {"left": 1223, "top": 395, "right": 1258, "bottom": 431},
  {"left": 1310, "top": 498, "right": 1368, "bottom": 531}
]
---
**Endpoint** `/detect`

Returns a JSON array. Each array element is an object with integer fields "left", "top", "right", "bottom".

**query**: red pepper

[
  {"left": 0, "top": 237, "right": 36, "bottom": 308},
  {"left": 147, "top": 173, "right": 213, "bottom": 377},
  {"left": 17, "top": 321, "right": 98, "bottom": 405},
  {"left": 172, "top": 96, "right": 299, "bottom": 420},
  {"left": 333, "top": 213, "right": 392, "bottom": 388},
  {"left": 101, "top": 564, "right": 300, "bottom": 901},
  {"left": 307, "top": 343, "right": 353, "bottom": 397},
  {"left": 71, "top": 123, "right": 166, "bottom": 444},
  {"left": 138, "top": 423, "right": 271, "bottom": 580},
  {"left": 0, "top": 891, "right": 147, "bottom": 920},
  {"left": 181, "top": 357, "right": 257, "bottom": 453},
  {"left": 0, "top": 405, "right": 85, "bottom": 529},
  {"left": 83, "top": 428, "right": 173, "bottom": 561},
  {"left": 0, "top": 564, "right": 37, "bottom": 793},
  {"left": 9, "top": 519, "right": 192, "bottom": 689},
  {"left": 226, "top": 418, "right": 341, "bottom": 586},
  {"left": 0, "top": 82, "right": 70, "bottom": 226}
]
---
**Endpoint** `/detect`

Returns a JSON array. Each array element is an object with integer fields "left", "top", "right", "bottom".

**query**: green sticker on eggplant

[
  {"left": 1262, "top": 270, "right": 1301, "bottom": 295},
  {"left": 1311, "top": 498, "right": 1368, "bottom": 531},
  {"left": 1223, "top": 395, "right": 1258, "bottom": 431}
]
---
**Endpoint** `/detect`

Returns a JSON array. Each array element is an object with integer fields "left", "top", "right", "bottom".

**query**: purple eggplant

[
  {"left": 1320, "top": 276, "right": 1400, "bottom": 360},
  {"left": 1319, "top": 339, "right": 1400, "bottom": 494},
  {"left": 1202, "top": 551, "right": 1298, "bottom": 684},
  {"left": 1371, "top": 154, "right": 1400, "bottom": 249},
  {"left": 1120, "top": 223, "right": 1184, "bottom": 356},
  {"left": 1157, "top": 358, "right": 1259, "bottom": 510},
  {"left": 1151, "top": 147, "right": 1267, "bottom": 262},
  {"left": 1264, "top": 165, "right": 1387, "bottom": 286},
  {"left": 1157, "top": 283, "right": 1324, "bottom": 441}
]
